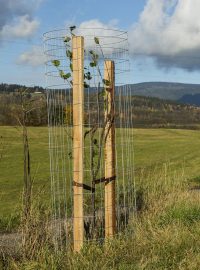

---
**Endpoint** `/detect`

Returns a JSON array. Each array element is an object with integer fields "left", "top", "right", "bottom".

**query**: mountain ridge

[
  {"left": 1, "top": 82, "right": 200, "bottom": 103},
  {"left": 127, "top": 82, "right": 200, "bottom": 100}
]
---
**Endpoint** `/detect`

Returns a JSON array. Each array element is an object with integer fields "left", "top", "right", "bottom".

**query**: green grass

[
  {"left": 0, "top": 127, "right": 50, "bottom": 218},
  {"left": 1, "top": 127, "right": 200, "bottom": 218},
  {"left": 134, "top": 128, "right": 200, "bottom": 176},
  {"left": 4, "top": 166, "right": 200, "bottom": 270},
  {"left": 2, "top": 126, "right": 200, "bottom": 269}
]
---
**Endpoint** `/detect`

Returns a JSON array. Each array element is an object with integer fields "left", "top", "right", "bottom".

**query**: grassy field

[
  {"left": 1, "top": 126, "right": 200, "bottom": 269},
  {"left": 0, "top": 127, "right": 50, "bottom": 218},
  {"left": 1, "top": 127, "right": 200, "bottom": 218}
]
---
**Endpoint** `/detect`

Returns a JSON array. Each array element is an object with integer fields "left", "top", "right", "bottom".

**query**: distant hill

[
  {"left": 128, "top": 82, "right": 200, "bottom": 101},
  {"left": 1, "top": 84, "right": 200, "bottom": 128},
  {"left": 2, "top": 81, "right": 200, "bottom": 113},
  {"left": 2, "top": 82, "right": 200, "bottom": 103}
]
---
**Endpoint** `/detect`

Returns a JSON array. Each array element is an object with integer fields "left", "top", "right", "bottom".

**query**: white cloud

[
  {"left": 79, "top": 19, "right": 118, "bottom": 30},
  {"left": 17, "top": 46, "right": 45, "bottom": 66},
  {"left": 0, "top": 0, "right": 42, "bottom": 41},
  {"left": 79, "top": 19, "right": 117, "bottom": 50},
  {"left": 49, "top": 1, "right": 200, "bottom": 72},
  {"left": 129, "top": 0, "right": 200, "bottom": 70},
  {"left": 74, "top": 19, "right": 125, "bottom": 57},
  {"left": 77, "top": 19, "right": 119, "bottom": 39},
  {"left": 0, "top": 15, "right": 39, "bottom": 39}
]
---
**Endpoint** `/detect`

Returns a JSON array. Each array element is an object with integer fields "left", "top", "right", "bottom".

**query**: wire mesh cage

[{"left": 44, "top": 27, "right": 135, "bottom": 251}]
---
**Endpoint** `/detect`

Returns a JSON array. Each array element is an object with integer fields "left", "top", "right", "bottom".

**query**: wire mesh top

[{"left": 44, "top": 27, "right": 130, "bottom": 89}]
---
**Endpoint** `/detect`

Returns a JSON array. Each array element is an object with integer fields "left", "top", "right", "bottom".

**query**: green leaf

[
  {"left": 90, "top": 62, "right": 97, "bottom": 67},
  {"left": 64, "top": 36, "right": 71, "bottom": 43},
  {"left": 70, "top": 25, "right": 76, "bottom": 34},
  {"left": 66, "top": 50, "right": 72, "bottom": 60},
  {"left": 70, "top": 63, "right": 73, "bottom": 71},
  {"left": 84, "top": 81, "right": 89, "bottom": 88},
  {"left": 59, "top": 70, "right": 71, "bottom": 80},
  {"left": 90, "top": 51, "right": 99, "bottom": 60},
  {"left": 84, "top": 71, "right": 92, "bottom": 80},
  {"left": 52, "top": 60, "right": 60, "bottom": 67},
  {"left": 102, "top": 79, "right": 111, "bottom": 86},
  {"left": 62, "top": 73, "right": 71, "bottom": 80},
  {"left": 94, "top": 37, "right": 99, "bottom": 45},
  {"left": 59, "top": 70, "right": 65, "bottom": 77}
]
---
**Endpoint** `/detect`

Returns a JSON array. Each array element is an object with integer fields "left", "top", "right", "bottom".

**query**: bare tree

[{"left": 14, "top": 88, "right": 35, "bottom": 219}]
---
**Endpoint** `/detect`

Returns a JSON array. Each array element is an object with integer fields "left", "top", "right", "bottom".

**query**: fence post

[
  {"left": 104, "top": 60, "right": 116, "bottom": 238},
  {"left": 72, "top": 36, "right": 84, "bottom": 252}
]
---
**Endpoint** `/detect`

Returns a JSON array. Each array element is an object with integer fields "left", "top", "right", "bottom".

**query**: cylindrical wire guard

[{"left": 44, "top": 27, "right": 135, "bottom": 248}]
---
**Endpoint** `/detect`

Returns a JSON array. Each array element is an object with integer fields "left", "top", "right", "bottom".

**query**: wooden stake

[
  {"left": 104, "top": 60, "right": 116, "bottom": 238},
  {"left": 72, "top": 36, "right": 84, "bottom": 252}
]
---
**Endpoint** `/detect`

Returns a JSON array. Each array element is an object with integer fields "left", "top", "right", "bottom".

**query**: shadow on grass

[{"left": 189, "top": 176, "right": 200, "bottom": 190}]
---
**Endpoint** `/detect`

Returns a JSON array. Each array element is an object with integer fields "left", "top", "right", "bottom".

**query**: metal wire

[{"left": 44, "top": 27, "right": 135, "bottom": 249}]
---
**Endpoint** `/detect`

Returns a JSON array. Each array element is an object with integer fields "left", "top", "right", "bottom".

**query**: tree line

[{"left": 1, "top": 86, "right": 200, "bottom": 128}]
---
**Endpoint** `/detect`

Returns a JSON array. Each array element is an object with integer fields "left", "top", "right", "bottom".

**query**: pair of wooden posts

[{"left": 72, "top": 36, "right": 116, "bottom": 252}]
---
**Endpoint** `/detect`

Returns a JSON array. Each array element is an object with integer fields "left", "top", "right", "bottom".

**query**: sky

[{"left": 1, "top": 0, "right": 200, "bottom": 86}]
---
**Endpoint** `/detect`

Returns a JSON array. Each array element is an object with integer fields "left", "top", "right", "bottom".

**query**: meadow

[
  {"left": 1, "top": 126, "right": 200, "bottom": 269},
  {"left": 1, "top": 127, "right": 200, "bottom": 216}
]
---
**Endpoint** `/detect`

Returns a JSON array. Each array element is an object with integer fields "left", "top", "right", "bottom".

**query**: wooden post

[
  {"left": 104, "top": 60, "right": 116, "bottom": 238},
  {"left": 72, "top": 36, "right": 84, "bottom": 252}
]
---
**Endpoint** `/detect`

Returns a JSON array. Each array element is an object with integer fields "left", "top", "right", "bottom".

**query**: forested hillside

[
  {"left": 132, "top": 95, "right": 200, "bottom": 128},
  {"left": 1, "top": 85, "right": 200, "bottom": 128},
  {"left": 128, "top": 82, "right": 200, "bottom": 100},
  {"left": 178, "top": 94, "right": 200, "bottom": 106},
  {"left": 0, "top": 83, "right": 45, "bottom": 93},
  {"left": 2, "top": 82, "right": 200, "bottom": 101}
]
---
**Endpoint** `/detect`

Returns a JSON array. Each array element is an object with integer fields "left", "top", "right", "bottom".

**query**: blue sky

[{"left": 1, "top": 0, "right": 200, "bottom": 86}]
